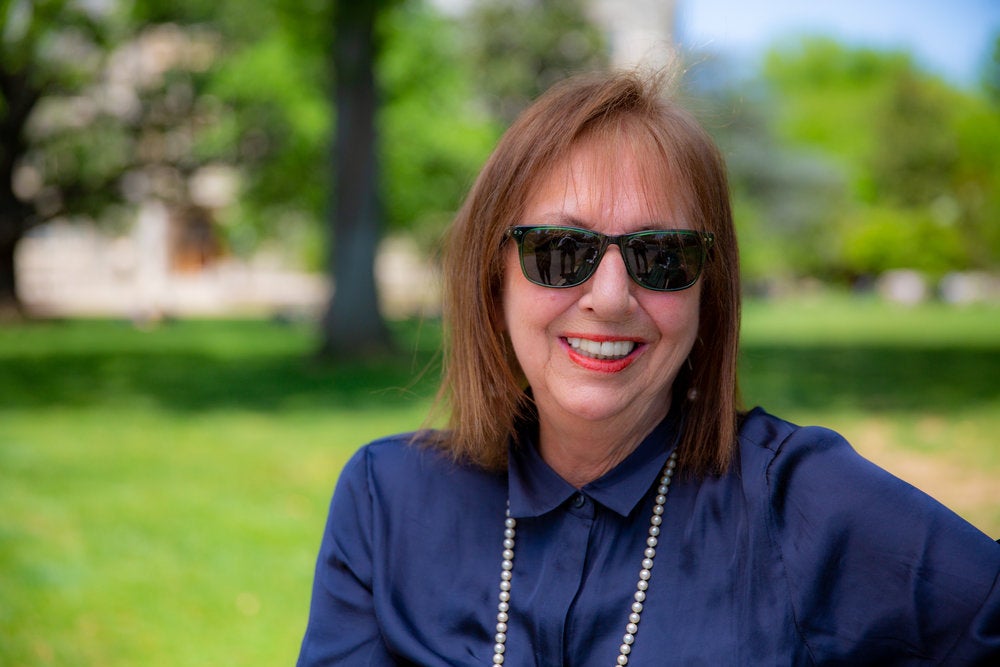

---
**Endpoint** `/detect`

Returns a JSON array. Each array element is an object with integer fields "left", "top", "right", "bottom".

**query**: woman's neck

[{"left": 535, "top": 407, "right": 665, "bottom": 488}]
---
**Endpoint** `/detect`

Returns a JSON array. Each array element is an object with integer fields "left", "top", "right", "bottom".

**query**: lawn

[{"left": 1, "top": 296, "right": 998, "bottom": 666}]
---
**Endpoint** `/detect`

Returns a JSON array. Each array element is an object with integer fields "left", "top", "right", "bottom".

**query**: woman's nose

[{"left": 578, "top": 246, "right": 636, "bottom": 316}]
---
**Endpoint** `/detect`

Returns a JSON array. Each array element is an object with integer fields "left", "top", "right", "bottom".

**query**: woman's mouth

[{"left": 565, "top": 337, "right": 638, "bottom": 360}]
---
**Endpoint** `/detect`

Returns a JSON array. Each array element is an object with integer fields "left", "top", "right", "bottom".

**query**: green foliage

[
  {"left": 981, "top": 32, "right": 1000, "bottom": 105},
  {"left": 690, "top": 58, "right": 849, "bottom": 283},
  {"left": 182, "top": 0, "right": 504, "bottom": 260},
  {"left": 866, "top": 71, "right": 960, "bottom": 207},
  {"left": 379, "top": 1, "right": 501, "bottom": 242},
  {"left": 467, "top": 0, "right": 609, "bottom": 123},
  {"left": 757, "top": 36, "right": 1000, "bottom": 278},
  {"left": 763, "top": 38, "right": 914, "bottom": 166},
  {"left": 840, "top": 204, "right": 968, "bottom": 277},
  {"left": 2, "top": 0, "right": 503, "bottom": 273},
  {"left": 205, "top": 24, "right": 332, "bottom": 249}
]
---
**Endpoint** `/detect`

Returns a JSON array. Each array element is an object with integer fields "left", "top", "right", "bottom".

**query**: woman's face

[{"left": 501, "top": 139, "right": 701, "bottom": 439}]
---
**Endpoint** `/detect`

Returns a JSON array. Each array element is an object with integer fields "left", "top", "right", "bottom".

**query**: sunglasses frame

[{"left": 506, "top": 225, "right": 715, "bottom": 292}]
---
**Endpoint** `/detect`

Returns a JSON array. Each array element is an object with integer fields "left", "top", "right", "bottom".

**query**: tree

[
  {"left": 467, "top": 0, "right": 608, "bottom": 123},
  {"left": 0, "top": 0, "right": 252, "bottom": 318},
  {"left": 318, "top": 0, "right": 394, "bottom": 356},
  {"left": 684, "top": 52, "right": 849, "bottom": 284},
  {"left": 0, "top": 0, "right": 124, "bottom": 316},
  {"left": 761, "top": 37, "right": 998, "bottom": 279}
]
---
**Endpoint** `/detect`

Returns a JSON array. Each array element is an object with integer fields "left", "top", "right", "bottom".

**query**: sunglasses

[{"left": 507, "top": 225, "right": 714, "bottom": 291}]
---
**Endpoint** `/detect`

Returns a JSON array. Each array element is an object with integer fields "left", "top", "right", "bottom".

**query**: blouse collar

[{"left": 507, "top": 405, "right": 681, "bottom": 519}]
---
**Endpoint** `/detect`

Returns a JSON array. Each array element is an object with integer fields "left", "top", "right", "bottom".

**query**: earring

[{"left": 684, "top": 357, "right": 697, "bottom": 401}]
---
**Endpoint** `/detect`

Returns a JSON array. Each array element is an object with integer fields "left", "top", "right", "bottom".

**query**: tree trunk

[
  {"left": 0, "top": 221, "right": 22, "bottom": 319},
  {"left": 0, "top": 70, "right": 40, "bottom": 319},
  {"left": 319, "top": 0, "right": 392, "bottom": 357}
]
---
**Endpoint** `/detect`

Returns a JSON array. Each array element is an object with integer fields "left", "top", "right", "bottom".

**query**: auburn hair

[{"left": 428, "top": 69, "right": 742, "bottom": 476}]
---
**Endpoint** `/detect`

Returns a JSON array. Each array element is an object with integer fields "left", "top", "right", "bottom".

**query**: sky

[
  {"left": 432, "top": 0, "right": 1000, "bottom": 88},
  {"left": 675, "top": 0, "right": 1000, "bottom": 87}
]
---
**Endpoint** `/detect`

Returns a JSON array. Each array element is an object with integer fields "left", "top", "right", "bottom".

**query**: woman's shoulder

[
  {"left": 737, "top": 407, "right": 949, "bottom": 514},
  {"left": 735, "top": 408, "right": 1000, "bottom": 662},
  {"left": 734, "top": 406, "right": 998, "bottom": 561},
  {"left": 734, "top": 407, "right": 857, "bottom": 485},
  {"left": 736, "top": 406, "right": 847, "bottom": 458},
  {"left": 338, "top": 430, "right": 502, "bottom": 496}
]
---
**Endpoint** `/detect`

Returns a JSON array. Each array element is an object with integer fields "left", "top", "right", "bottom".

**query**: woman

[{"left": 297, "top": 71, "right": 1000, "bottom": 666}]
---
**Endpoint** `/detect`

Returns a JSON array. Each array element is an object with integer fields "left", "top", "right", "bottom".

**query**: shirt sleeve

[
  {"left": 764, "top": 424, "right": 1000, "bottom": 664},
  {"left": 296, "top": 447, "right": 397, "bottom": 666}
]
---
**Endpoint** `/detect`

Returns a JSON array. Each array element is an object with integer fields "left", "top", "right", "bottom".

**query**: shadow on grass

[
  {"left": 1, "top": 350, "right": 442, "bottom": 411},
  {"left": 740, "top": 344, "right": 1000, "bottom": 413},
  {"left": 0, "top": 316, "right": 443, "bottom": 414},
  {"left": 2, "top": 319, "right": 997, "bottom": 414}
]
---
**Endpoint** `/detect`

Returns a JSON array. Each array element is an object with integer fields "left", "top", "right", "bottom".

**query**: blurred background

[{"left": 1, "top": 0, "right": 998, "bottom": 665}]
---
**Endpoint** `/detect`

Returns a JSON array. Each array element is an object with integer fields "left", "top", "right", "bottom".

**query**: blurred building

[{"left": 589, "top": 0, "right": 678, "bottom": 71}]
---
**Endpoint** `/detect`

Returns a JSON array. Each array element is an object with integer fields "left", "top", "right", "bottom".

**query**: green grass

[
  {"left": 0, "top": 319, "right": 440, "bottom": 667},
  {"left": 1, "top": 298, "right": 998, "bottom": 666}
]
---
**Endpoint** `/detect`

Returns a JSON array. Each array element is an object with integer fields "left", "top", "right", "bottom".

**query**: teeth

[{"left": 566, "top": 337, "right": 636, "bottom": 360}]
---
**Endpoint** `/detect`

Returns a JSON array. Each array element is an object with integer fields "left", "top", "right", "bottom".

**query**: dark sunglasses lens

[
  {"left": 518, "top": 228, "right": 601, "bottom": 287},
  {"left": 621, "top": 232, "right": 705, "bottom": 291}
]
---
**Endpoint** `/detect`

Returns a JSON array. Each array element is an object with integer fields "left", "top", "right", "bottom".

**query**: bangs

[{"left": 554, "top": 117, "right": 698, "bottom": 230}]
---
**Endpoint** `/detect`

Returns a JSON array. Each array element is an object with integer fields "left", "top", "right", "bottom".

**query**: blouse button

[{"left": 572, "top": 493, "right": 586, "bottom": 509}]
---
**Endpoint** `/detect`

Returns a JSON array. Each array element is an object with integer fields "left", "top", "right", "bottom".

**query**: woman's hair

[{"left": 430, "top": 69, "right": 742, "bottom": 476}]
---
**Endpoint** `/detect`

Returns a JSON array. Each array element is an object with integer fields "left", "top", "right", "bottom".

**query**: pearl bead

[
  {"left": 493, "top": 654, "right": 504, "bottom": 665},
  {"left": 650, "top": 515, "right": 662, "bottom": 526},
  {"left": 620, "top": 643, "right": 631, "bottom": 655},
  {"left": 637, "top": 579, "right": 648, "bottom": 591},
  {"left": 626, "top": 622, "right": 638, "bottom": 634},
  {"left": 617, "top": 655, "right": 629, "bottom": 666},
  {"left": 645, "top": 547, "right": 656, "bottom": 558},
  {"left": 496, "top": 622, "right": 507, "bottom": 632},
  {"left": 632, "top": 601, "right": 644, "bottom": 613},
  {"left": 638, "top": 569, "right": 650, "bottom": 581},
  {"left": 629, "top": 612, "right": 640, "bottom": 624},
  {"left": 623, "top": 633, "right": 635, "bottom": 645},
  {"left": 634, "top": 590, "right": 645, "bottom": 602}
]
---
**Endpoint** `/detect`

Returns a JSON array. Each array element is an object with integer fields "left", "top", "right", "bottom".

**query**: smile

[{"left": 565, "top": 337, "right": 637, "bottom": 360}]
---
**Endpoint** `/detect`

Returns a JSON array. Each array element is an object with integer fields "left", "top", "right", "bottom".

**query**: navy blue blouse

[{"left": 297, "top": 407, "right": 1000, "bottom": 665}]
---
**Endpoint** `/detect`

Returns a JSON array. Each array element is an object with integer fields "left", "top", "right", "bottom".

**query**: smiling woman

[
  {"left": 295, "top": 70, "right": 1000, "bottom": 666},
  {"left": 499, "top": 134, "right": 706, "bottom": 486}
]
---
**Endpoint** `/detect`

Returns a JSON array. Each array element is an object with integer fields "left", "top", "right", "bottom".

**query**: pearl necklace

[{"left": 491, "top": 449, "right": 679, "bottom": 666}]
